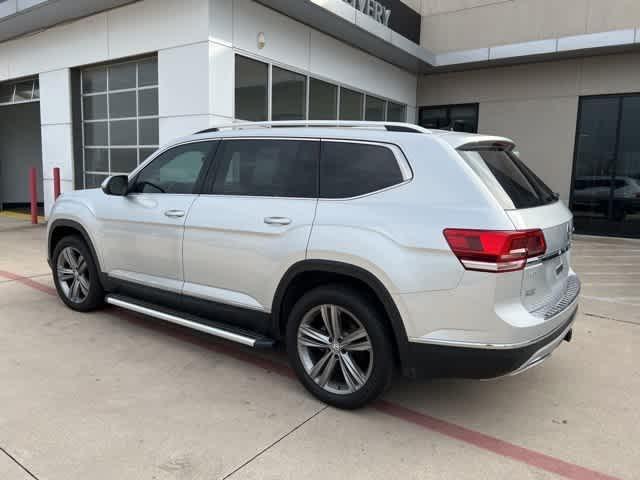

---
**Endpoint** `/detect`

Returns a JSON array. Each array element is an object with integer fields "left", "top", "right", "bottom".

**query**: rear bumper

[{"left": 403, "top": 302, "right": 578, "bottom": 379}]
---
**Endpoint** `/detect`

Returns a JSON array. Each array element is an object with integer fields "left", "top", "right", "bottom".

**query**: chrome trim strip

[
  {"left": 105, "top": 296, "right": 257, "bottom": 347},
  {"left": 409, "top": 296, "right": 579, "bottom": 350},
  {"left": 526, "top": 244, "right": 571, "bottom": 266}
]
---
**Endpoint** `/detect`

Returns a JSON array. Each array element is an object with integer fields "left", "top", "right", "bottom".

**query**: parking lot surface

[{"left": 0, "top": 217, "right": 638, "bottom": 480}]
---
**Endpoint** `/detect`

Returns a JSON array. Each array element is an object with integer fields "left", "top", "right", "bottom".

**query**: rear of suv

[{"left": 47, "top": 122, "right": 579, "bottom": 409}]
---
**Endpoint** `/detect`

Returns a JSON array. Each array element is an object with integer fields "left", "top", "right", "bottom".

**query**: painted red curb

[{"left": 0, "top": 269, "right": 622, "bottom": 480}]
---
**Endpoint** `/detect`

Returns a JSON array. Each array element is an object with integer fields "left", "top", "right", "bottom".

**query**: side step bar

[{"left": 105, "top": 294, "right": 275, "bottom": 348}]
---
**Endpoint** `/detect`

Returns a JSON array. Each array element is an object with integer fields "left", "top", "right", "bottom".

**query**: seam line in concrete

[
  {"left": 583, "top": 312, "right": 640, "bottom": 327},
  {"left": 221, "top": 405, "right": 329, "bottom": 480},
  {"left": 0, "top": 273, "right": 50, "bottom": 284},
  {"left": 0, "top": 447, "right": 40, "bottom": 480}
]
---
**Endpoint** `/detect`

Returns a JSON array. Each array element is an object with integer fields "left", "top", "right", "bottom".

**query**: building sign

[
  {"left": 341, "top": 0, "right": 421, "bottom": 44},
  {"left": 342, "top": 0, "right": 391, "bottom": 26}
]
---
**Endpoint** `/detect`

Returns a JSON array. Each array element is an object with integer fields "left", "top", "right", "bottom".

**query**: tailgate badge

[{"left": 555, "top": 262, "right": 564, "bottom": 276}]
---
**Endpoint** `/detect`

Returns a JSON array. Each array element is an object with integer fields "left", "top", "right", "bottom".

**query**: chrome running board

[{"left": 105, "top": 294, "right": 275, "bottom": 348}]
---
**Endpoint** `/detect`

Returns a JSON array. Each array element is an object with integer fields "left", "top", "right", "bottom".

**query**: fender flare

[
  {"left": 47, "top": 219, "right": 102, "bottom": 273},
  {"left": 272, "top": 259, "right": 413, "bottom": 376}
]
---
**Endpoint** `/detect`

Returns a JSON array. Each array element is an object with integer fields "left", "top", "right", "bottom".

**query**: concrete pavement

[{"left": 0, "top": 218, "right": 637, "bottom": 480}]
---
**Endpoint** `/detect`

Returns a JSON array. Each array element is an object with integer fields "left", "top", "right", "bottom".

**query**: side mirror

[{"left": 101, "top": 175, "right": 129, "bottom": 196}]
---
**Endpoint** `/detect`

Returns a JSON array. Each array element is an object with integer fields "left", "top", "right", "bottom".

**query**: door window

[
  {"left": 211, "top": 140, "right": 319, "bottom": 198},
  {"left": 320, "top": 142, "right": 405, "bottom": 198},
  {"left": 131, "top": 142, "right": 214, "bottom": 194}
]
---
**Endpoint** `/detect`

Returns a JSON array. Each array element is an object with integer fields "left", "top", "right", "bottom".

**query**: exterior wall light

[{"left": 257, "top": 32, "right": 265, "bottom": 49}]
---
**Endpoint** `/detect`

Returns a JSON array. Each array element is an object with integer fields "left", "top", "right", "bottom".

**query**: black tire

[
  {"left": 286, "top": 285, "right": 394, "bottom": 409},
  {"left": 52, "top": 235, "right": 104, "bottom": 312}
]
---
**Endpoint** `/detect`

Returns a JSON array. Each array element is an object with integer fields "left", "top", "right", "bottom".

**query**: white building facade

[{"left": 0, "top": 0, "right": 421, "bottom": 215}]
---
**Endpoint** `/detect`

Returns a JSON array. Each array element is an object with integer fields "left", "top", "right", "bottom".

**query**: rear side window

[
  {"left": 460, "top": 148, "right": 557, "bottom": 209},
  {"left": 212, "top": 139, "right": 319, "bottom": 198},
  {"left": 320, "top": 142, "right": 404, "bottom": 198}
]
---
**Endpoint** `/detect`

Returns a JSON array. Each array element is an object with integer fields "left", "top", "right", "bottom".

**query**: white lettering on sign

[{"left": 342, "top": 0, "right": 391, "bottom": 26}]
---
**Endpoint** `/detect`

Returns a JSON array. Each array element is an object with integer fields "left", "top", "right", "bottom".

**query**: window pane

[
  {"left": 138, "top": 58, "right": 158, "bottom": 87},
  {"left": 109, "top": 91, "right": 137, "bottom": 118},
  {"left": 212, "top": 140, "right": 318, "bottom": 198},
  {"left": 85, "top": 173, "right": 108, "bottom": 189},
  {"left": 139, "top": 118, "right": 159, "bottom": 146},
  {"left": 83, "top": 68, "right": 107, "bottom": 93},
  {"left": 0, "top": 84, "right": 14, "bottom": 103},
  {"left": 140, "top": 148, "right": 157, "bottom": 162},
  {"left": 84, "top": 148, "right": 108, "bottom": 172},
  {"left": 387, "top": 102, "right": 405, "bottom": 122},
  {"left": 309, "top": 78, "right": 337, "bottom": 120},
  {"left": 110, "top": 120, "right": 137, "bottom": 145},
  {"left": 134, "top": 142, "right": 213, "bottom": 194},
  {"left": 272, "top": 66, "right": 306, "bottom": 121},
  {"left": 139, "top": 88, "right": 158, "bottom": 116},
  {"left": 420, "top": 107, "right": 448, "bottom": 129},
  {"left": 14, "top": 81, "right": 34, "bottom": 101},
  {"left": 84, "top": 122, "right": 108, "bottom": 146},
  {"left": 365, "top": 95, "right": 385, "bottom": 121},
  {"left": 235, "top": 56, "right": 268, "bottom": 121},
  {"left": 449, "top": 104, "right": 478, "bottom": 133},
  {"left": 108, "top": 62, "right": 136, "bottom": 90},
  {"left": 339, "top": 88, "right": 363, "bottom": 120},
  {"left": 83, "top": 95, "right": 107, "bottom": 120},
  {"left": 111, "top": 148, "right": 138, "bottom": 173},
  {"left": 320, "top": 142, "right": 403, "bottom": 198}
]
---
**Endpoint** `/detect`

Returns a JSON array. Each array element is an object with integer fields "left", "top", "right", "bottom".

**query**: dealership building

[{"left": 1, "top": 0, "right": 640, "bottom": 238}]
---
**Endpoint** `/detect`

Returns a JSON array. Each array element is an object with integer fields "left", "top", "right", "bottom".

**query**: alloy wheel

[
  {"left": 56, "top": 246, "right": 90, "bottom": 303},
  {"left": 297, "top": 304, "right": 373, "bottom": 395}
]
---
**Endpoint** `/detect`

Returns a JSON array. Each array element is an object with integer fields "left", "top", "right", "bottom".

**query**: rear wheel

[
  {"left": 286, "top": 285, "right": 394, "bottom": 409},
  {"left": 52, "top": 235, "right": 104, "bottom": 312}
]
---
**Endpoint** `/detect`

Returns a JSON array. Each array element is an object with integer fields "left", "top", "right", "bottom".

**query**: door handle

[
  {"left": 164, "top": 209, "right": 185, "bottom": 218},
  {"left": 264, "top": 216, "right": 291, "bottom": 226}
]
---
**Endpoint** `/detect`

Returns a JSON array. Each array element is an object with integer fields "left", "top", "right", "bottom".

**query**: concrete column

[{"left": 39, "top": 69, "right": 74, "bottom": 217}]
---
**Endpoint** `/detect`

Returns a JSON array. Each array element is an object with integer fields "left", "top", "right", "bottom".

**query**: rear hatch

[{"left": 458, "top": 141, "right": 576, "bottom": 317}]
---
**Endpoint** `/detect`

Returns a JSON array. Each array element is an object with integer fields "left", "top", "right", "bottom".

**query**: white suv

[{"left": 47, "top": 121, "right": 580, "bottom": 409}]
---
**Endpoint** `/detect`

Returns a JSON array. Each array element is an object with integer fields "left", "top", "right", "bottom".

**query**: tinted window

[
  {"left": 309, "top": 78, "right": 337, "bottom": 120},
  {"left": 365, "top": 95, "right": 386, "bottom": 121},
  {"left": 320, "top": 142, "right": 404, "bottom": 198},
  {"left": 460, "top": 148, "right": 556, "bottom": 209},
  {"left": 235, "top": 56, "right": 268, "bottom": 121},
  {"left": 132, "top": 142, "right": 213, "bottom": 194},
  {"left": 212, "top": 140, "right": 318, "bottom": 198},
  {"left": 272, "top": 67, "right": 306, "bottom": 121},
  {"left": 419, "top": 104, "right": 478, "bottom": 133},
  {"left": 339, "top": 88, "right": 363, "bottom": 120}
]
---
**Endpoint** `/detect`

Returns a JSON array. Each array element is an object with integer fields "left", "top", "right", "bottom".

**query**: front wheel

[
  {"left": 286, "top": 285, "right": 394, "bottom": 409},
  {"left": 52, "top": 235, "right": 104, "bottom": 312}
]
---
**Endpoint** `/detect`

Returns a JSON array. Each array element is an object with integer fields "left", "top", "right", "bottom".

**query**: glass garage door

[
  {"left": 571, "top": 95, "right": 640, "bottom": 238},
  {"left": 80, "top": 57, "right": 159, "bottom": 188}
]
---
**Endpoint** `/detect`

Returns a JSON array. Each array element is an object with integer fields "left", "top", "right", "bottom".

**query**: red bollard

[
  {"left": 53, "top": 167, "right": 61, "bottom": 200},
  {"left": 29, "top": 167, "right": 38, "bottom": 225}
]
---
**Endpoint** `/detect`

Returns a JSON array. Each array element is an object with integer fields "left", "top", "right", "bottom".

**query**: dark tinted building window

[
  {"left": 272, "top": 66, "right": 307, "bottom": 121},
  {"left": 365, "top": 95, "right": 385, "bottom": 120},
  {"left": 419, "top": 103, "right": 478, "bottom": 133},
  {"left": 339, "top": 88, "right": 363, "bottom": 120},
  {"left": 212, "top": 140, "right": 319, "bottom": 198},
  {"left": 235, "top": 56, "right": 268, "bottom": 121},
  {"left": 320, "top": 142, "right": 404, "bottom": 198},
  {"left": 309, "top": 78, "right": 338, "bottom": 120}
]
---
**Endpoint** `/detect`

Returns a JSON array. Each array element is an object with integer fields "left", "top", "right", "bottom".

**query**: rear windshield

[{"left": 459, "top": 148, "right": 557, "bottom": 209}]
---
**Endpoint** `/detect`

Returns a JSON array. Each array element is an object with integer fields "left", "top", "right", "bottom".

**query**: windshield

[{"left": 459, "top": 148, "right": 557, "bottom": 209}]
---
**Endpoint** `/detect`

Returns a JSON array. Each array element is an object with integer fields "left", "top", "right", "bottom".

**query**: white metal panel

[
  {"left": 158, "top": 42, "right": 212, "bottom": 118},
  {"left": 107, "top": 0, "right": 209, "bottom": 60},
  {"left": 39, "top": 69, "right": 71, "bottom": 125},
  {"left": 233, "top": 0, "right": 311, "bottom": 71},
  {"left": 210, "top": 42, "right": 235, "bottom": 118},
  {"left": 41, "top": 123, "right": 73, "bottom": 215}
]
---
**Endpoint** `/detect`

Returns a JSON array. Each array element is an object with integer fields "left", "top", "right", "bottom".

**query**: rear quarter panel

[{"left": 307, "top": 136, "right": 516, "bottom": 296}]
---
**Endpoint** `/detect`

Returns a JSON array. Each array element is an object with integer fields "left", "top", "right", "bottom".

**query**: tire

[
  {"left": 52, "top": 235, "right": 104, "bottom": 312},
  {"left": 286, "top": 285, "right": 394, "bottom": 409}
]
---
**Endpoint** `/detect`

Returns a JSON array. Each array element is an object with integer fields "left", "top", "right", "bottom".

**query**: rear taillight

[{"left": 443, "top": 229, "right": 546, "bottom": 273}]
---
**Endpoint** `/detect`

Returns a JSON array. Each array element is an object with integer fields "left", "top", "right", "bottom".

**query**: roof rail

[{"left": 194, "top": 121, "right": 430, "bottom": 135}]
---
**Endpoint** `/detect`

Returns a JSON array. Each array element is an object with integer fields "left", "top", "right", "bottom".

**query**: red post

[
  {"left": 53, "top": 167, "right": 61, "bottom": 200},
  {"left": 29, "top": 167, "right": 38, "bottom": 225}
]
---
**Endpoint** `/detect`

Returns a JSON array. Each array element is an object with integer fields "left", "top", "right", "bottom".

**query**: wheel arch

[
  {"left": 48, "top": 219, "right": 102, "bottom": 273},
  {"left": 272, "top": 260, "right": 413, "bottom": 376}
]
